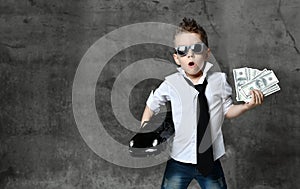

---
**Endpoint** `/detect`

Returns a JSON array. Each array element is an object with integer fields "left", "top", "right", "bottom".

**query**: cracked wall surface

[{"left": 0, "top": 0, "right": 299, "bottom": 189}]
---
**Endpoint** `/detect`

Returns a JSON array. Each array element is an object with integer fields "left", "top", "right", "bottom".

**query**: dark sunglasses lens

[
  {"left": 193, "top": 44, "right": 203, "bottom": 53},
  {"left": 176, "top": 46, "right": 188, "bottom": 56}
]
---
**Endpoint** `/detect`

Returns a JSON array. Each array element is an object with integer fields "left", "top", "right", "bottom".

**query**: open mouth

[{"left": 188, "top": 62, "right": 195, "bottom": 66}]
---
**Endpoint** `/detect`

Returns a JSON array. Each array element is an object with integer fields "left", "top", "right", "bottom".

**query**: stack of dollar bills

[{"left": 233, "top": 67, "right": 280, "bottom": 102}]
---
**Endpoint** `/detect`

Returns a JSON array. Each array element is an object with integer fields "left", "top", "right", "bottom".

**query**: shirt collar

[{"left": 176, "top": 61, "right": 213, "bottom": 84}]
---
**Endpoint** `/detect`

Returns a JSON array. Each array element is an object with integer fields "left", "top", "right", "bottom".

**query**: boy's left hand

[{"left": 244, "top": 89, "right": 264, "bottom": 110}]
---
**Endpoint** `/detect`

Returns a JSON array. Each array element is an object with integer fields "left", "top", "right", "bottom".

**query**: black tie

[{"left": 194, "top": 79, "right": 214, "bottom": 176}]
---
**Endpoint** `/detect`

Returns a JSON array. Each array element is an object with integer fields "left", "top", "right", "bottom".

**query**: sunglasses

[{"left": 175, "top": 43, "right": 206, "bottom": 57}]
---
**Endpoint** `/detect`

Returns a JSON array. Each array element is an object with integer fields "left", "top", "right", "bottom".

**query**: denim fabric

[{"left": 161, "top": 158, "right": 227, "bottom": 189}]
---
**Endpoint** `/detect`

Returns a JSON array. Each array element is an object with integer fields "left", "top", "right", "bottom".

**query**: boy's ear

[
  {"left": 204, "top": 48, "right": 211, "bottom": 60},
  {"left": 173, "top": 53, "right": 181, "bottom": 66}
]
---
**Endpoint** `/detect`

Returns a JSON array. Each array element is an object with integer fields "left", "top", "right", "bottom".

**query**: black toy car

[{"left": 128, "top": 111, "right": 175, "bottom": 157}]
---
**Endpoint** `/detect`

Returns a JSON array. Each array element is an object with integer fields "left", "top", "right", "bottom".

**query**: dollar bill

[
  {"left": 247, "top": 68, "right": 254, "bottom": 81},
  {"left": 264, "top": 84, "right": 281, "bottom": 96},
  {"left": 240, "top": 70, "right": 279, "bottom": 98},
  {"left": 233, "top": 67, "right": 248, "bottom": 101},
  {"left": 233, "top": 67, "right": 280, "bottom": 102},
  {"left": 248, "top": 68, "right": 263, "bottom": 80}
]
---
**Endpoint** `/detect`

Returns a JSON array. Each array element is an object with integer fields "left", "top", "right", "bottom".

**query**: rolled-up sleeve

[
  {"left": 146, "top": 81, "right": 171, "bottom": 114},
  {"left": 221, "top": 73, "right": 233, "bottom": 115}
]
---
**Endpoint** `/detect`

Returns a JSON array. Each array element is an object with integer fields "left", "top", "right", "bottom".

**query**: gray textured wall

[{"left": 0, "top": 0, "right": 299, "bottom": 188}]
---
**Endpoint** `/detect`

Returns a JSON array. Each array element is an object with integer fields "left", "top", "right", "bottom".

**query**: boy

[{"left": 141, "top": 18, "right": 264, "bottom": 189}]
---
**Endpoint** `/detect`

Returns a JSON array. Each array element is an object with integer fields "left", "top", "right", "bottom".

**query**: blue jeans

[{"left": 161, "top": 158, "right": 227, "bottom": 189}]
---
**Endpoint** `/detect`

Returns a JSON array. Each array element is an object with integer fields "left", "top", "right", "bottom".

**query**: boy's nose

[{"left": 187, "top": 49, "right": 195, "bottom": 58}]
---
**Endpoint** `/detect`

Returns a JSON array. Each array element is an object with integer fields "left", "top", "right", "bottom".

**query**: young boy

[{"left": 141, "top": 18, "right": 264, "bottom": 189}]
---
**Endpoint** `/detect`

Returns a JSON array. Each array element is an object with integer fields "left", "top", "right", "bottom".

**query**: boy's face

[{"left": 173, "top": 32, "right": 210, "bottom": 78}]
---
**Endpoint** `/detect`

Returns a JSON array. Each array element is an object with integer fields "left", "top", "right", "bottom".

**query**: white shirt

[{"left": 146, "top": 62, "right": 233, "bottom": 163}]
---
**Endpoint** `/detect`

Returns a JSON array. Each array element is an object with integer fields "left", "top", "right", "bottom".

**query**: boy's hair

[{"left": 176, "top": 17, "right": 209, "bottom": 47}]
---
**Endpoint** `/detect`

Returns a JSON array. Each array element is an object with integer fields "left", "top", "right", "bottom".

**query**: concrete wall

[{"left": 0, "top": 0, "right": 299, "bottom": 188}]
